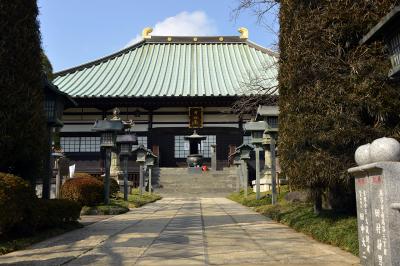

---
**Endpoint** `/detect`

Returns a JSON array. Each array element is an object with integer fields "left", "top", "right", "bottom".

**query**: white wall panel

[
  {"left": 153, "top": 115, "right": 189, "bottom": 123},
  {"left": 203, "top": 113, "right": 238, "bottom": 123},
  {"left": 60, "top": 124, "right": 93, "bottom": 132},
  {"left": 204, "top": 124, "right": 239, "bottom": 128}
]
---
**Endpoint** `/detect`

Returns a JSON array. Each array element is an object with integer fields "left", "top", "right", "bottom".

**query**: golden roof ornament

[
  {"left": 142, "top": 27, "right": 153, "bottom": 39},
  {"left": 238, "top": 27, "right": 249, "bottom": 39}
]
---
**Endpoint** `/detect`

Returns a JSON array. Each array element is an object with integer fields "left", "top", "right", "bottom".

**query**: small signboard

[{"left": 189, "top": 107, "right": 203, "bottom": 128}]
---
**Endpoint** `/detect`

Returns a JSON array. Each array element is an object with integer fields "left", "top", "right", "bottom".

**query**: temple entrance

[
  {"left": 152, "top": 131, "right": 176, "bottom": 167},
  {"left": 151, "top": 127, "right": 243, "bottom": 168}
]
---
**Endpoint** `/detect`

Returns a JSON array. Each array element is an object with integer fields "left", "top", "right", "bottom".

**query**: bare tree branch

[
  {"left": 232, "top": 0, "right": 280, "bottom": 23},
  {"left": 231, "top": 0, "right": 280, "bottom": 117},
  {"left": 232, "top": 60, "right": 279, "bottom": 116}
]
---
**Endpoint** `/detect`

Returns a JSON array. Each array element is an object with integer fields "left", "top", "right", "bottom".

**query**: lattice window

[
  {"left": 80, "top": 137, "right": 101, "bottom": 152},
  {"left": 174, "top": 136, "right": 189, "bottom": 159},
  {"left": 199, "top": 135, "right": 216, "bottom": 158},
  {"left": 60, "top": 136, "right": 100, "bottom": 152},
  {"left": 132, "top": 136, "right": 148, "bottom": 149}
]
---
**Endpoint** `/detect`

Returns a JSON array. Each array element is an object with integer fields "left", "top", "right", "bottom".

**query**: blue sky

[{"left": 38, "top": 0, "right": 278, "bottom": 72}]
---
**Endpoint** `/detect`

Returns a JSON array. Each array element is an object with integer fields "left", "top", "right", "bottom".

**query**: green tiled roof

[{"left": 53, "top": 36, "right": 278, "bottom": 98}]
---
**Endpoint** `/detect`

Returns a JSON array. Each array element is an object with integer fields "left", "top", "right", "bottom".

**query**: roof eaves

[
  {"left": 54, "top": 40, "right": 147, "bottom": 78},
  {"left": 360, "top": 6, "right": 400, "bottom": 45},
  {"left": 246, "top": 40, "right": 279, "bottom": 58}
]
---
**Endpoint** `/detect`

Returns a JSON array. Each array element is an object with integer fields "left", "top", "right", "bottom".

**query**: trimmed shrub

[
  {"left": 35, "top": 199, "right": 81, "bottom": 229},
  {"left": 0, "top": 173, "right": 37, "bottom": 235},
  {"left": 73, "top": 172, "right": 94, "bottom": 179},
  {"left": 74, "top": 172, "right": 119, "bottom": 199},
  {"left": 61, "top": 177, "right": 103, "bottom": 206},
  {"left": 95, "top": 176, "right": 119, "bottom": 199}
]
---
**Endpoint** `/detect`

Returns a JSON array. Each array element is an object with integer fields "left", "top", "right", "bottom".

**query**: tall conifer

[
  {"left": 279, "top": 1, "right": 400, "bottom": 212},
  {"left": 0, "top": 0, "right": 47, "bottom": 185}
]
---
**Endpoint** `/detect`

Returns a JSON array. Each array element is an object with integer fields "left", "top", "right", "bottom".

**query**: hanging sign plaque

[{"left": 189, "top": 107, "right": 203, "bottom": 128}]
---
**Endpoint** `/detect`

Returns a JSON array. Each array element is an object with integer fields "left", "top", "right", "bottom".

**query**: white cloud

[{"left": 125, "top": 11, "right": 217, "bottom": 47}]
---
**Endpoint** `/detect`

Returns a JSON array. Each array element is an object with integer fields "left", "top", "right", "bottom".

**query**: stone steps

[{"left": 154, "top": 167, "right": 238, "bottom": 197}]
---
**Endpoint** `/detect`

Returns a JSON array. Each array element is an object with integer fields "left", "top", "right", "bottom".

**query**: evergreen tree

[
  {"left": 41, "top": 52, "right": 53, "bottom": 80},
  {"left": 0, "top": 0, "right": 47, "bottom": 185},
  {"left": 278, "top": 0, "right": 400, "bottom": 213}
]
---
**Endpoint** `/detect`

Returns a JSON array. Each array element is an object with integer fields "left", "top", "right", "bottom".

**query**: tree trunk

[{"left": 313, "top": 189, "right": 322, "bottom": 215}]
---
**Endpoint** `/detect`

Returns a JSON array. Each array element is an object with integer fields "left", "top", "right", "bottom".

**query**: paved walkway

[{"left": 0, "top": 198, "right": 359, "bottom": 265}]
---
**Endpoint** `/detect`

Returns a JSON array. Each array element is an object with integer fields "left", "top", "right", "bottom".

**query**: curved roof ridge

[{"left": 55, "top": 37, "right": 277, "bottom": 78}]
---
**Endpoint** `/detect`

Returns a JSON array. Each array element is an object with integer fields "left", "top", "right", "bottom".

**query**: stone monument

[
  {"left": 211, "top": 144, "right": 217, "bottom": 171},
  {"left": 349, "top": 137, "right": 400, "bottom": 266}
]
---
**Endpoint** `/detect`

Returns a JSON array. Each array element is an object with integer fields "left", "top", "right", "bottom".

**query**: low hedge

[
  {"left": 61, "top": 177, "right": 103, "bottom": 206},
  {"left": 0, "top": 172, "right": 81, "bottom": 237},
  {"left": 35, "top": 199, "right": 81, "bottom": 229},
  {"left": 0, "top": 173, "right": 37, "bottom": 235}
]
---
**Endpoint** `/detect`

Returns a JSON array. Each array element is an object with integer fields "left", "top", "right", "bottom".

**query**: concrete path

[{"left": 0, "top": 198, "right": 360, "bottom": 265}]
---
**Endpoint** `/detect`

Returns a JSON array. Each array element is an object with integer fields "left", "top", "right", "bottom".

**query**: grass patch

[
  {"left": 228, "top": 186, "right": 358, "bottom": 256},
  {"left": 81, "top": 189, "right": 162, "bottom": 215},
  {"left": 81, "top": 204, "right": 129, "bottom": 215},
  {"left": 0, "top": 222, "right": 82, "bottom": 255}
]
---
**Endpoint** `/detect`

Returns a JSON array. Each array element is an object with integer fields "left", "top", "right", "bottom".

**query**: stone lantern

[
  {"left": 133, "top": 144, "right": 148, "bottom": 163},
  {"left": 236, "top": 143, "right": 254, "bottom": 197},
  {"left": 93, "top": 118, "right": 124, "bottom": 204},
  {"left": 133, "top": 144, "right": 148, "bottom": 194},
  {"left": 244, "top": 121, "right": 267, "bottom": 200},
  {"left": 145, "top": 151, "right": 157, "bottom": 194},
  {"left": 265, "top": 126, "right": 278, "bottom": 205},
  {"left": 231, "top": 150, "right": 242, "bottom": 192},
  {"left": 245, "top": 121, "right": 268, "bottom": 147},
  {"left": 51, "top": 150, "right": 64, "bottom": 199},
  {"left": 236, "top": 143, "right": 253, "bottom": 160},
  {"left": 116, "top": 133, "right": 137, "bottom": 201}
]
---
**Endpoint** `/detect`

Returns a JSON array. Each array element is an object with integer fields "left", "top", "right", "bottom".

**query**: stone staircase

[{"left": 152, "top": 167, "right": 239, "bottom": 197}]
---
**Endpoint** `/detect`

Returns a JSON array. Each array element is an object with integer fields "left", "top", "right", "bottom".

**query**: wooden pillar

[{"left": 147, "top": 109, "right": 153, "bottom": 149}]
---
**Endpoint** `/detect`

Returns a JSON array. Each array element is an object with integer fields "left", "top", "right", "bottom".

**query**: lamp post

[
  {"left": 133, "top": 144, "right": 148, "bottom": 195},
  {"left": 236, "top": 143, "right": 253, "bottom": 198},
  {"left": 116, "top": 133, "right": 137, "bottom": 201},
  {"left": 264, "top": 127, "right": 278, "bottom": 205},
  {"left": 244, "top": 121, "right": 267, "bottom": 200},
  {"left": 145, "top": 151, "right": 157, "bottom": 194},
  {"left": 93, "top": 117, "right": 124, "bottom": 204},
  {"left": 231, "top": 150, "right": 242, "bottom": 192},
  {"left": 43, "top": 76, "right": 76, "bottom": 199}
]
